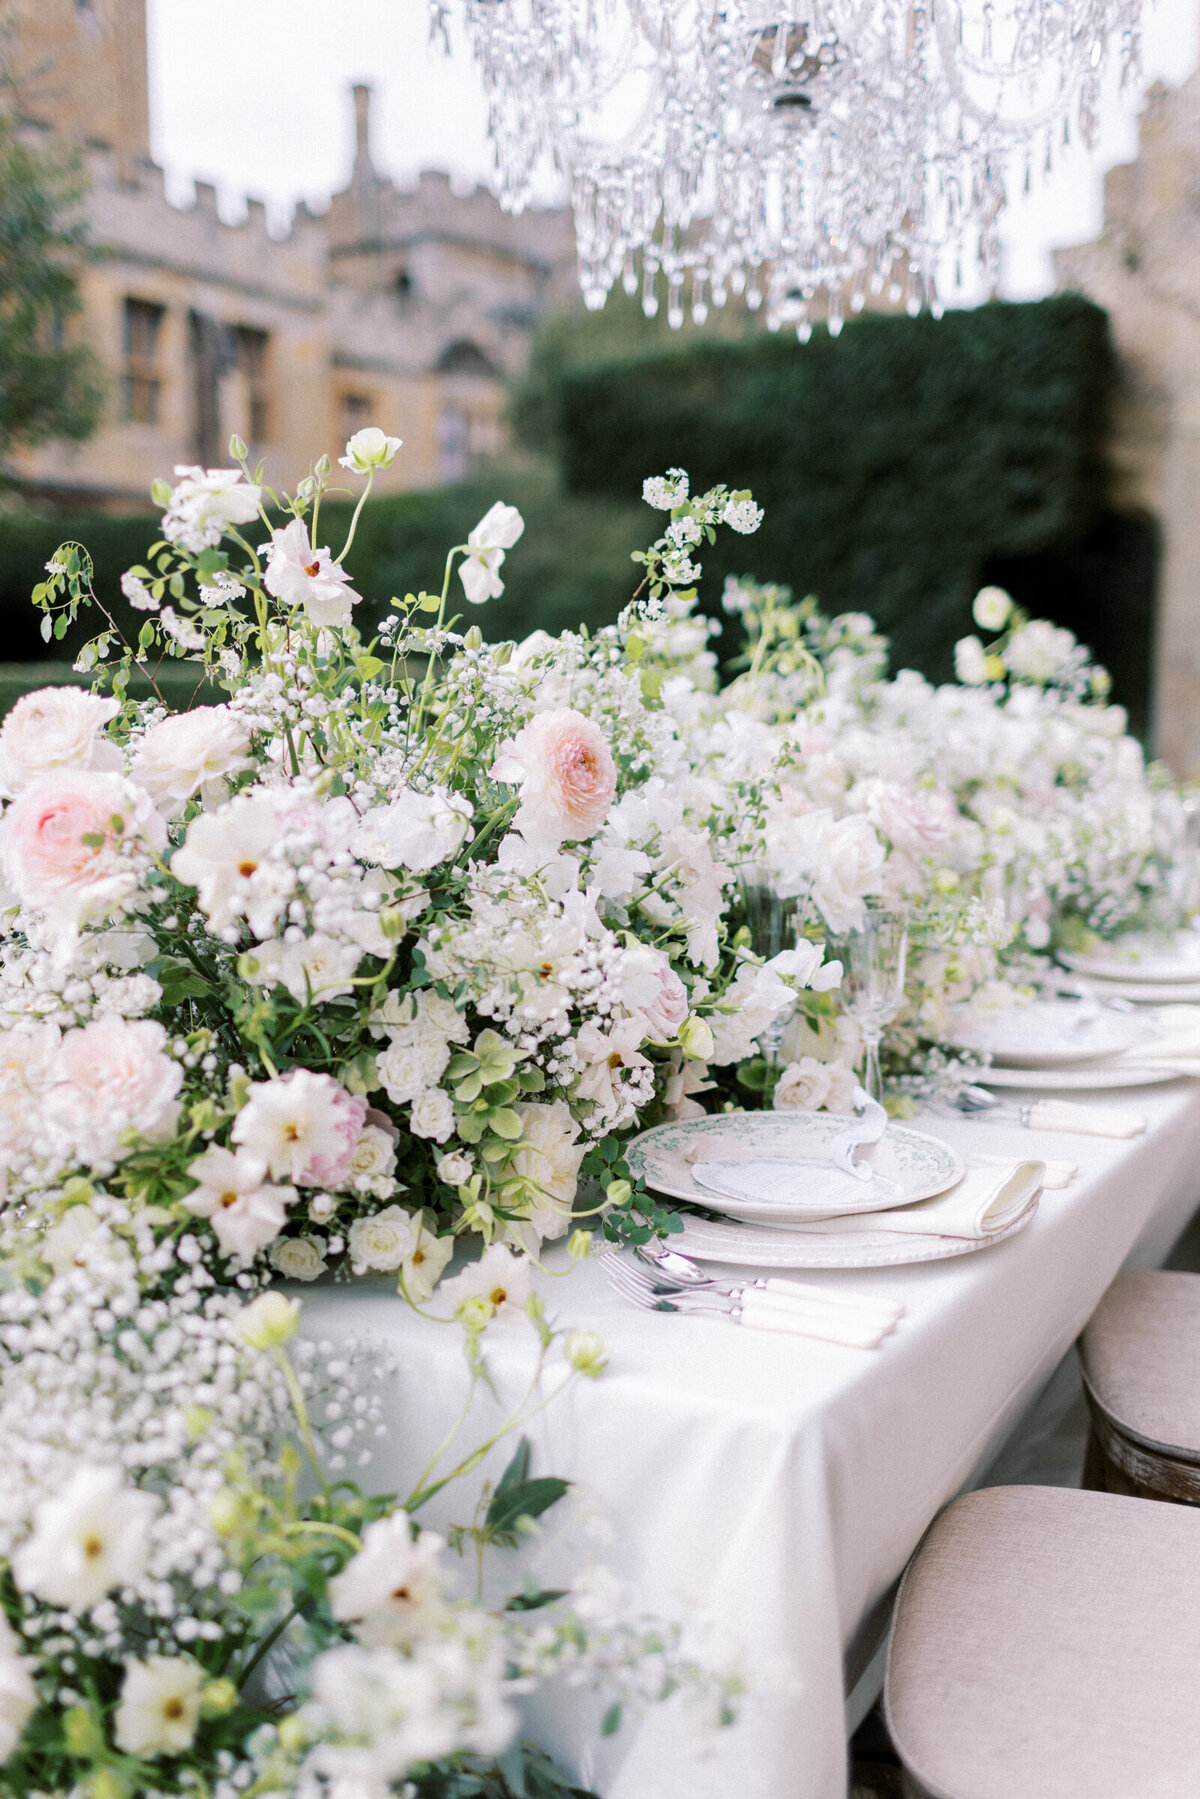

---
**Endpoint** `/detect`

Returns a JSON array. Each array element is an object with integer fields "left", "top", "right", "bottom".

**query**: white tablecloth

[{"left": 299, "top": 1078, "right": 1200, "bottom": 1799}]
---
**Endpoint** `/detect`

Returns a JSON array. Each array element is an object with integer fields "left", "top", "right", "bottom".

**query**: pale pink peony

[
  {"left": 231, "top": 1069, "right": 368, "bottom": 1188},
  {"left": 0, "top": 770, "right": 165, "bottom": 910},
  {"left": 51, "top": 1017, "right": 183, "bottom": 1161},
  {"left": 491, "top": 708, "right": 616, "bottom": 847},
  {"left": 0, "top": 687, "right": 120, "bottom": 796}
]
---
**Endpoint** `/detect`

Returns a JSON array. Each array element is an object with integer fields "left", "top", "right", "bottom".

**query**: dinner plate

[
  {"left": 945, "top": 998, "right": 1153, "bottom": 1068},
  {"left": 667, "top": 1203, "right": 1037, "bottom": 1269},
  {"left": 1061, "top": 975, "right": 1200, "bottom": 1005},
  {"left": 978, "top": 1062, "right": 1183, "bottom": 1091},
  {"left": 1059, "top": 931, "right": 1200, "bottom": 984},
  {"left": 626, "top": 1112, "right": 965, "bottom": 1221}
]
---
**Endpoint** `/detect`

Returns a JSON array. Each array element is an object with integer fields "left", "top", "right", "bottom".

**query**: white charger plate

[
  {"left": 668, "top": 1203, "right": 1037, "bottom": 1269},
  {"left": 626, "top": 1112, "right": 964, "bottom": 1223},
  {"left": 1062, "top": 975, "right": 1200, "bottom": 1005},
  {"left": 979, "top": 1062, "right": 1182, "bottom": 1091},
  {"left": 1059, "top": 932, "right": 1200, "bottom": 984},
  {"left": 946, "top": 998, "right": 1153, "bottom": 1068}
]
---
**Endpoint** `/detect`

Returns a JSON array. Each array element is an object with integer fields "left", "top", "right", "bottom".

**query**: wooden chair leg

[{"left": 1081, "top": 1422, "right": 1109, "bottom": 1492}]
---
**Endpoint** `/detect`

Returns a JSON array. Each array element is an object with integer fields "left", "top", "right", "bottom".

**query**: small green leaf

[
  {"left": 489, "top": 1107, "right": 524, "bottom": 1141},
  {"left": 602, "top": 1703, "right": 623, "bottom": 1737}
]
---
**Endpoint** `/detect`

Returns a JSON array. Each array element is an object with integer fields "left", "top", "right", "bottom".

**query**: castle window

[
  {"left": 120, "top": 297, "right": 165, "bottom": 425},
  {"left": 233, "top": 326, "right": 270, "bottom": 443},
  {"left": 393, "top": 267, "right": 414, "bottom": 303},
  {"left": 435, "top": 339, "right": 497, "bottom": 377},
  {"left": 340, "top": 391, "right": 374, "bottom": 434}
]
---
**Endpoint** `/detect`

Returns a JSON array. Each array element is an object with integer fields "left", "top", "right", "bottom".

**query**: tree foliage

[{"left": 0, "top": 110, "right": 104, "bottom": 465}]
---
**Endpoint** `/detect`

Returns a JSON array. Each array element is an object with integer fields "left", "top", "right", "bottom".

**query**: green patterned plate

[{"left": 625, "top": 1112, "right": 964, "bottom": 1223}]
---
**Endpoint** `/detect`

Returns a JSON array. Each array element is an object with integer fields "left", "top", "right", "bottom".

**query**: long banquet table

[{"left": 299, "top": 1077, "right": 1200, "bottom": 1799}]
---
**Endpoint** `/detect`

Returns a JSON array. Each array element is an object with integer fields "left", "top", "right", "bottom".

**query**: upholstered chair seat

[
  {"left": 885, "top": 1484, "right": 1200, "bottom": 1799},
  {"left": 1078, "top": 1268, "right": 1200, "bottom": 1502}
]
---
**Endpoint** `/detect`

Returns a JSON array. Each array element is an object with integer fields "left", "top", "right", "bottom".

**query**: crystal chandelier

[{"left": 432, "top": 1, "right": 1144, "bottom": 337}]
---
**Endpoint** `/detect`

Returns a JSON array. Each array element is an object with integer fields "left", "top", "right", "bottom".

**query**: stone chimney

[{"left": 349, "top": 83, "right": 382, "bottom": 240}]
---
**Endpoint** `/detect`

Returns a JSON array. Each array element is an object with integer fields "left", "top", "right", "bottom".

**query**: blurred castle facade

[
  {"left": 6, "top": 0, "right": 575, "bottom": 508},
  {"left": 1055, "top": 74, "right": 1200, "bottom": 775}
]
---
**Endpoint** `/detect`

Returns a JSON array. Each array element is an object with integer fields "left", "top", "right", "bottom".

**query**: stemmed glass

[
  {"left": 737, "top": 871, "right": 799, "bottom": 1067},
  {"left": 825, "top": 905, "right": 909, "bottom": 1103}
]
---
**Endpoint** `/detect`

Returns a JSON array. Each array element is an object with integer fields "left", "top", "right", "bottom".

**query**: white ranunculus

[
  {"left": 409, "top": 1087, "right": 455, "bottom": 1142},
  {"left": 130, "top": 704, "right": 252, "bottom": 817},
  {"left": 269, "top": 1234, "right": 328, "bottom": 1282},
  {"left": 355, "top": 789, "right": 473, "bottom": 873},
  {"left": 0, "top": 686, "right": 120, "bottom": 795},
  {"left": 954, "top": 635, "right": 990, "bottom": 686},
  {"left": 0, "top": 1615, "right": 35, "bottom": 1762},
  {"left": 115, "top": 1655, "right": 204, "bottom": 1756},
  {"left": 458, "top": 502, "right": 525, "bottom": 605},
  {"left": 161, "top": 466, "right": 262, "bottom": 553},
  {"left": 329, "top": 1516, "right": 445, "bottom": 1644},
  {"left": 12, "top": 1464, "right": 158, "bottom": 1609},
  {"left": 340, "top": 426, "right": 403, "bottom": 473},
  {"left": 971, "top": 585, "right": 1012, "bottom": 632},
  {"left": 348, "top": 1205, "right": 415, "bottom": 1274}
]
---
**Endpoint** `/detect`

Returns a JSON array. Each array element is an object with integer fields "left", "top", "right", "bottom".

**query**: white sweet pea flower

[
  {"left": 340, "top": 426, "right": 403, "bottom": 473},
  {"left": 161, "top": 466, "right": 263, "bottom": 553},
  {"left": 264, "top": 517, "right": 361, "bottom": 628},
  {"left": 12, "top": 1464, "right": 158, "bottom": 1610},
  {"left": 355, "top": 788, "right": 473, "bottom": 873},
  {"left": 115, "top": 1655, "right": 204, "bottom": 1756},
  {"left": 458, "top": 502, "right": 524, "bottom": 604}
]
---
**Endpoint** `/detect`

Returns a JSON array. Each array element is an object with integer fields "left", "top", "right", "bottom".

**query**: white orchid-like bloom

[
  {"left": 329, "top": 1516, "right": 446, "bottom": 1644},
  {"left": 12, "top": 1464, "right": 158, "bottom": 1610},
  {"left": 340, "top": 426, "right": 403, "bottom": 473},
  {"left": 264, "top": 517, "right": 361, "bottom": 628},
  {"left": 458, "top": 501, "right": 524, "bottom": 605},
  {"left": 438, "top": 1243, "right": 533, "bottom": 1320},
  {"left": 115, "top": 1655, "right": 204, "bottom": 1756},
  {"left": 0, "top": 1616, "right": 35, "bottom": 1763},
  {"left": 183, "top": 1144, "right": 296, "bottom": 1260}
]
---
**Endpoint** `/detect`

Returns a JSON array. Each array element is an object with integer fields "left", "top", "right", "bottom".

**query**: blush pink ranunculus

[
  {"left": 0, "top": 771, "right": 166, "bottom": 910},
  {"left": 491, "top": 708, "right": 616, "bottom": 847}
]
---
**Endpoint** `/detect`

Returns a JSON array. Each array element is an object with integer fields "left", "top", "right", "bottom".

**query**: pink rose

[
  {"left": 491, "top": 708, "right": 616, "bottom": 847},
  {"left": 623, "top": 946, "right": 690, "bottom": 1040},
  {"left": 51, "top": 1016, "right": 183, "bottom": 1162},
  {"left": 0, "top": 771, "right": 166, "bottom": 911}
]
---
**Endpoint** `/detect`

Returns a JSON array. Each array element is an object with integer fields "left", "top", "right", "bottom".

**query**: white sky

[{"left": 147, "top": 0, "right": 1200, "bottom": 302}]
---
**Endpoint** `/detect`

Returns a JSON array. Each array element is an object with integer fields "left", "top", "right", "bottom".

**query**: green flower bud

[
  {"left": 233, "top": 1291, "right": 301, "bottom": 1349},
  {"left": 201, "top": 1677, "right": 238, "bottom": 1718},
  {"left": 228, "top": 433, "right": 248, "bottom": 461},
  {"left": 567, "top": 1228, "right": 593, "bottom": 1261},
  {"left": 463, "top": 624, "right": 484, "bottom": 651},
  {"left": 605, "top": 1178, "right": 633, "bottom": 1207},
  {"left": 678, "top": 1013, "right": 716, "bottom": 1060},
  {"left": 566, "top": 1329, "right": 609, "bottom": 1377}
]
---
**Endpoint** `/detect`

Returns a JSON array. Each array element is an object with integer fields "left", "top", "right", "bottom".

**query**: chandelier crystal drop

[{"left": 432, "top": 0, "right": 1144, "bottom": 336}]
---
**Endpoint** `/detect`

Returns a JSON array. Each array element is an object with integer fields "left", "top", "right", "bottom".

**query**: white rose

[
  {"left": 971, "top": 586, "right": 1012, "bottom": 632},
  {"left": 954, "top": 635, "right": 990, "bottom": 686},
  {"left": 355, "top": 788, "right": 473, "bottom": 874},
  {"left": 811, "top": 815, "right": 886, "bottom": 933},
  {"left": 437, "top": 1149, "right": 473, "bottom": 1186},
  {"left": 0, "top": 686, "right": 120, "bottom": 795},
  {"left": 409, "top": 1087, "right": 455, "bottom": 1142},
  {"left": 349, "top": 1123, "right": 398, "bottom": 1191},
  {"left": 130, "top": 705, "right": 252, "bottom": 817},
  {"left": 772, "top": 1057, "right": 833, "bottom": 1112},
  {"left": 348, "top": 1205, "right": 415, "bottom": 1273},
  {"left": 377, "top": 1031, "right": 450, "bottom": 1106},
  {"left": 339, "top": 426, "right": 403, "bottom": 473},
  {"left": 268, "top": 1235, "right": 328, "bottom": 1282}
]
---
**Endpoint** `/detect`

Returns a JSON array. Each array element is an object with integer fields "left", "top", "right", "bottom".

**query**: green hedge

[
  {"left": 554, "top": 295, "right": 1120, "bottom": 682},
  {"left": 0, "top": 470, "right": 648, "bottom": 672}
]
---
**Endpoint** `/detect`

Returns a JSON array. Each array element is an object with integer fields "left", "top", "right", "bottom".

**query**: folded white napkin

[
  {"left": 1025, "top": 1100, "right": 1146, "bottom": 1138},
  {"left": 1100, "top": 1004, "right": 1200, "bottom": 1076},
  {"left": 970, "top": 1149, "right": 1076, "bottom": 1189},
  {"left": 783, "top": 1159, "right": 1044, "bottom": 1241}
]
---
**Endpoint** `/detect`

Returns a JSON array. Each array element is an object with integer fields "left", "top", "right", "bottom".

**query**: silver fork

[{"left": 601, "top": 1255, "right": 894, "bottom": 1347}]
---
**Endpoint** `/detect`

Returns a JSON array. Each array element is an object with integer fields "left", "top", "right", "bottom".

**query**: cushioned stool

[
  {"left": 884, "top": 1484, "right": 1200, "bottom": 1799},
  {"left": 1078, "top": 1268, "right": 1200, "bottom": 1503}
]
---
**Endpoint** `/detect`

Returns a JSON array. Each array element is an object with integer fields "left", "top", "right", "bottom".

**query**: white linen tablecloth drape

[{"left": 298, "top": 1079, "right": 1200, "bottom": 1799}]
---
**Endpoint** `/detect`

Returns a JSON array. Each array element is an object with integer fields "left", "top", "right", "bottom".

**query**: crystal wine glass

[
  {"left": 737, "top": 871, "right": 799, "bottom": 1067},
  {"left": 825, "top": 905, "right": 909, "bottom": 1103}
]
